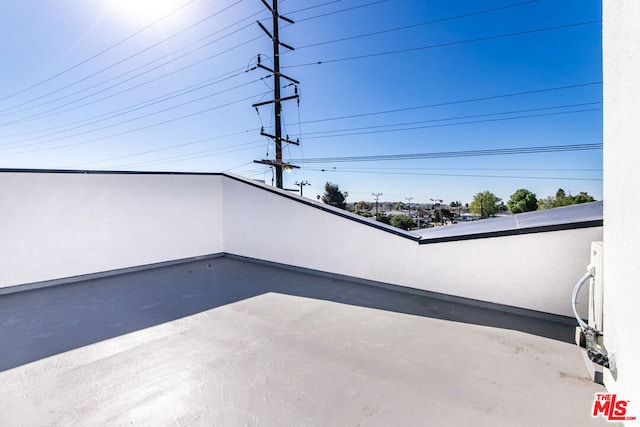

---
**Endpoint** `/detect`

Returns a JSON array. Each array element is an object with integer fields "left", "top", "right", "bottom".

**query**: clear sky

[{"left": 0, "top": 0, "right": 602, "bottom": 204}]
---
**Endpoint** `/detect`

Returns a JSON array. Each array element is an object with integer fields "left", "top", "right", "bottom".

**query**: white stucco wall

[
  {"left": 0, "top": 172, "right": 223, "bottom": 288},
  {"left": 0, "top": 169, "right": 601, "bottom": 317},
  {"left": 222, "top": 176, "right": 600, "bottom": 318},
  {"left": 603, "top": 0, "right": 640, "bottom": 415}
]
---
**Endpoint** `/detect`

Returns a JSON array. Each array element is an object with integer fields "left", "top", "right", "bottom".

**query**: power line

[
  {"left": 0, "top": 12, "right": 262, "bottom": 124},
  {"left": 295, "top": 0, "right": 387, "bottom": 23},
  {"left": 2, "top": 79, "right": 264, "bottom": 150},
  {"left": 0, "top": 67, "right": 250, "bottom": 138},
  {"left": 309, "top": 168, "right": 603, "bottom": 182},
  {"left": 340, "top": 166, "right": 603, "bottom": 172},
  {"left": 1, "top": 0, "right": 366, "bottom": 119},
  {"left": 301, "top": 108, "right": 601, "bottom": 139},
  {"left": 109, "top": 140, "right": 265, "bottom": 170},
  {"left": 283, "top": 0, "right": 343, "bottom": 15},
  {"left": 1, "top": 71, "right": 257, "bottom": 147},
  {"left": 285, "top": 20, "right": 602, "bottom": 68},
  {"left": 0, "top": 34, "right": 260, "bottom": 127},
  {"left": 65, "top": 129, "right": 259, "bottom": 168},
  {"left": 0, "top": 0, "right": 197, "bottom": 103},
  {"left": 0, "top": 1, "right": 243, "bottom": 113},
  {"left": 293, "top": 82, "right": 602, "bottom": 125},
  {"left": 298, "top": 102, "right": 601, "bottom": 138},
  {"left": 291, "top": 143, "right": 603, "bottom": 164},
  {"left": 297, "top": 0, "right": 540, "bottom": 49},
  {"left": 4, "top": 91, "right": 270, "bottom": 155}
]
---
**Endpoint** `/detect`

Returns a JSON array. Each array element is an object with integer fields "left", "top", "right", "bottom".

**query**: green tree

[
  {"left": 356, "top": 200, "right": 371, "bottom": 212},
  {"left": 433, "top": 208, "right": 454, "bottom": 224},
  {"left": 321, "top": 182, "right": 347, "bottom": 210},
  {"left": 440, "top": 208, "right": 454, "bottom": 220},
  {"left": 572, "top": 191, "right": 595, "bottom": 204},
  {"left": 537, "top": 196, "right": 555, "bottom": 210},
  {"left": 507, "top": 188, "right": 538, "bottom": 214},
  {"left": 389, "top": 214, "right": 414, "bottom": 230},
  {"left": 555, "top": 188, "right": 572, "bottom": 207},
  {"left": 376, "top": 213, "right": 391, "bottom": 224},
  {"left": 433, "top": 209, "right": 442, "bottom": 224},
  {"left": 469, "top": 191, "right": 501, "bottom": 219},
  {"left": 538, "top": 189, "right": 596, "bottom": 209}
]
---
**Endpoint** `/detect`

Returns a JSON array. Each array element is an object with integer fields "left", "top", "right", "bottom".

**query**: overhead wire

[
  {"left": 339, "top": 166, "right": 602, "bottom": 172},
  {"left": 109, "top": 140, "right": 265, "bottom": 169},
  {"left": 0, "top": 0, "right": 243, "bottom": 113},
  {"left": 301, "top": 107, "right": 602, "bottom": 139},
  {"left": 0, "top": 18, "right": 264, "bottom": 124},
  {"left": 295, "top": 0, "right": 388, "bottom": 23},
  {"left": 1, "top": 78, "right": 265, "bottom": 150},
  {"left": 308, "top": 168, "right": 603, "bottom": 181},
  {"left": 2, "top": 0, "right": 367, "bottom": 119},
  {"left": 1, "top": 70, "right": 255, "bottom": 146},
  {"left": 290, "top": 143, "right": 603, "bottom": 164},
  {"left": 293, "top": 82, "right": 602, "bottom": 125},
  {"left": 285, "top": 20, "right": 602, "bottom": 68},
  {"left": 296, "top": 0, "right": 540, "bottom": 49},
  {"left": 4, "top": 91, "right": 271, "bottom": 155},
  {"left": 0, "top": 66, "right": 250, "bottom": 138},
  {"left": 65, "top": 129, "right": 259, "bottom": 168},
  {"left": 0, "top": 0, "right": 197, "bottom": 103},
  {"left": 282, "top": 0, "right": 343, "bottom": 15},
  {"left": 1, "top": 0, "right": 602, "bottom": 179}
]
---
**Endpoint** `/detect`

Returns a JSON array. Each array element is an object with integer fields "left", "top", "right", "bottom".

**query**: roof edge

[{"left": 418, "top": 219, "right": 603, "bottom": 244}]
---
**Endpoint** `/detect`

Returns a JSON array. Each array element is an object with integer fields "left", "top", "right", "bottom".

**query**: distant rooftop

[{"left": 417, "top": 201, "right": 603, "bottom": 243}]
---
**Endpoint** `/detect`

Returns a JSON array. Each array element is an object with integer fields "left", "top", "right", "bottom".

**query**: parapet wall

[
  {"left": 0, "top": 170, "right": 601, "bottom": 318},
  {"left": 222, "top": 175, "right": 601, "bottom": 318},
  {"left": 0, "top": 171, "right": 224, "bottom": 288}
]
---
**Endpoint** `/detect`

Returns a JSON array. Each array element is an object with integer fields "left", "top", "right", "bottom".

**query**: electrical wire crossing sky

[{"left": 0, "top": 0, "right": 602, "bottom": 203}]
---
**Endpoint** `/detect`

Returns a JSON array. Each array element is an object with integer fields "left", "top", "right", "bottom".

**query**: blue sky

[{"left": 0, "top": 0, "right": 602, "bottom": 204}]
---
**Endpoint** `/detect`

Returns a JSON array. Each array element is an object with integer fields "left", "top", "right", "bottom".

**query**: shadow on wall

[{"left": 0, "top": 256, "right": 576, "bottom": 373}]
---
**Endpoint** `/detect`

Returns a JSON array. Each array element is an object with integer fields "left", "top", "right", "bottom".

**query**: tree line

[
  {"left": 470, "top": 187, "right": 595, "bottom": 218},
  {"left": 319, "top": 182, "right": 596, "bottom": 230}
]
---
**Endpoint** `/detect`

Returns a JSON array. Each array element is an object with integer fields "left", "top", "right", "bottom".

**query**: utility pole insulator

[{"left": 252, "top": 0, "right": 299, "bottom": 189}]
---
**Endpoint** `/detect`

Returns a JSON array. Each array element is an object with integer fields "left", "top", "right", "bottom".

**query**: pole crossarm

[
  {"left": 260, "top": 131, "right": 299, "bottom": 145},
  {"left": 251, "top": 94, "right": 299, "bottom": 108},
  {"left": 254, "top": 159, "right": 301, "bottom": 169},
  {"left": 257, "top": 64, "right": 300, "bottom": 84}
]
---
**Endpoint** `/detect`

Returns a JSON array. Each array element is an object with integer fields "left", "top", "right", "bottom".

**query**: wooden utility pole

[{"left": 252, "top": 0, "right": 299, "bottom": 189}]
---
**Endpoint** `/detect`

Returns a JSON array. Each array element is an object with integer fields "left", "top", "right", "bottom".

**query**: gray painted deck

[{"left": 0, "top": 257, "right": 608, "bottom": 426}]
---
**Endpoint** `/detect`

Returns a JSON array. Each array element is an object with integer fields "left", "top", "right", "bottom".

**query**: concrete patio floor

[{"left": 0, "top": 256, "right": 610, "bottom": 426}]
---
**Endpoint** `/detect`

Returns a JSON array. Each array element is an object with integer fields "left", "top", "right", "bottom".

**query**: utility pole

[
  {"left": 372, "top": 192, "right": 382, "bottom": 216},
  {"left": 405, "top": 197, "right": 413, "bottom": 216},
  {"left": 405, "top": 197, "right": 414, "bottom": 230},
  {"left": 295, "top": 180, "right": 310, "bottom": 196},
  {"left": 252, "top": 0, "right": 299, "bottom": 189}
]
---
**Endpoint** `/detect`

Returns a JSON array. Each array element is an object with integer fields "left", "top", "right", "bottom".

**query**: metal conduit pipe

[{"left": 572, "top": 272, "right": 610, "bottom": 368}]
